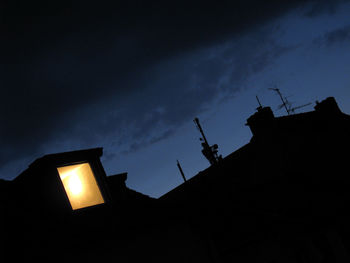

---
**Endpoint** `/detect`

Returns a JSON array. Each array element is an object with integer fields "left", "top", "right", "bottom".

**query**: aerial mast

[
  {"left": 194, "top": 117, "right": 210, "bottom": 147},
  {"left": 193, "top": 117, "right": 221, "bottom": 166}
]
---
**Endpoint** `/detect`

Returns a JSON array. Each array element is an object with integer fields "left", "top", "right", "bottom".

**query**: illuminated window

[{"left": 57, "top": 163, "right": 105, "bottom": 210}]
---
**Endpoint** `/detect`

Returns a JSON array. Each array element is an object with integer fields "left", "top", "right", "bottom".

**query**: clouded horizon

[{"left": 1, "top": 0, "right": 350, "bottom": 197}]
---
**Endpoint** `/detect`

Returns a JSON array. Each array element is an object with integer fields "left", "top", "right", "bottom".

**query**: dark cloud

[
  {"left": 313, "top": 25, "right": 350, "bottom": 47},
  {"left": 59, "top": 32, "right": 298, "bottom": 159},
  {"left": 123, "top": 129, "right": 175, "bottom": 155},
  {"left": 303, "top": 0, "right": 349, "bottom": 17},
  {"left": 323, "top": 25, "right": 350, "bottom": 45},
  {"left": 0, "top": 0, "right": 339, "bottom": 176}
]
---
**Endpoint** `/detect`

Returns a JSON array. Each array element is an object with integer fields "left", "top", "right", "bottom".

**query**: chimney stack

[
  {"left": 246, "top": 106, "right": 275, "bottom": 137},
  {"left": 314, "top": 97, "right": 341, "bottom": 114}
]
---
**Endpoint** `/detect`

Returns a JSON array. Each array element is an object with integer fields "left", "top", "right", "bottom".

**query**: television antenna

[
  {"left": 268, "top": 87, "right": 291, "bottom": 115},
  {"left": 269, "top": 87, "right": 311, "bottom": 115}
]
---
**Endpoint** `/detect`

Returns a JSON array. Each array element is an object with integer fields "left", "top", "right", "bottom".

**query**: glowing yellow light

[
  {"left": 57, "top": 163, "right": 105, "bottom": 210},
  {"left": 68, "top": 174, "right": 83, "bottom": 195}
]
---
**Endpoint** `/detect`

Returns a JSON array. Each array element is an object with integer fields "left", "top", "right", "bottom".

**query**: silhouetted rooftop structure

[
  {"left": 158, "top": 97, "right": 350, "bottom": 262},
  {"left": 1, "top": 96, "right": 350, "bottom": 262}
]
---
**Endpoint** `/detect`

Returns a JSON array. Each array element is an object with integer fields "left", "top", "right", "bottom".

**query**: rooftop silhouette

[{"left": 1, "top": 96, "right": 350, "bottom": 262}]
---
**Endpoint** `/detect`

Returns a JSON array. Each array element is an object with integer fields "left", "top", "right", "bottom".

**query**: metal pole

[
  {"left": 177, "top": 160, "right": 187, "bottom": 182},
  {"left": 256, "top": 95, "right": 262, "bottom": 108}
]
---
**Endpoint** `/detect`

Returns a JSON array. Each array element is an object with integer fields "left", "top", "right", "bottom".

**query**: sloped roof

[{"left": 160, "top": 97, "right": 350, "bottom": 207}]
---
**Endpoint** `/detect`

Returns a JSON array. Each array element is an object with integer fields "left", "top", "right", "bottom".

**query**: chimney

[
  {"left": 314, "top": 97, "right": 341, "bottom": 114},
  {"left": 246, "top": 106, "right": 275, "bottom": 136}
]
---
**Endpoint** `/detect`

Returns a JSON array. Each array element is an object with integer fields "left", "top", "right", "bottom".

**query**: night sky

[{"left": 2, "top": 0, "right": 350, "bottom": 197}]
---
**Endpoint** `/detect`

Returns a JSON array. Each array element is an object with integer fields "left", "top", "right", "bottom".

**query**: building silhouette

[{"left": 0, "top": 96, "right": 349, "bottom": 262}]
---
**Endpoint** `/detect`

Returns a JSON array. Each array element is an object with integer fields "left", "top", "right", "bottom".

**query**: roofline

[{"left": 29, "top": 147, "right": 103, "bottom": 168}]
